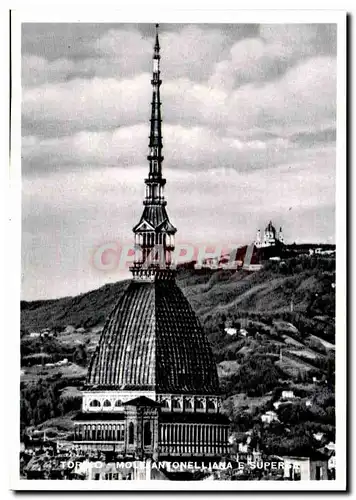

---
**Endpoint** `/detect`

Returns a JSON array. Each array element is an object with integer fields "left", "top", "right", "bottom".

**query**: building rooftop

[
  {"left": 86, "top": 278, "right": 220, "bottom": 395},
  {"left": 123, "top": 396, "right": 162, "bottom": 407}
]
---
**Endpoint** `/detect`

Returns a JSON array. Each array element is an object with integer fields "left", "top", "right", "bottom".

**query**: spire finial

[{"left": 154, "top": 23, "right": 160, "bottom": 52}]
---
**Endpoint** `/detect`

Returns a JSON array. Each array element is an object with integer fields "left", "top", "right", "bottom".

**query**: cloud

[
  {"left": 259, "top": 24, "right": 337, "bottom": 56},
  {"left": 22, "top": 54, "right": 336, "bottom": 144},
  {"left": 21, "top": 145, "right": 335, "bottom": 300},
  {"left": 290, "top": 127, "right": 336, "bottom": 145},
  {"left": 20, "top": 23, "right": 337, "bottom": 299},
  {"left": 24, "top": 120, "right": 337, "bottom": 179},
  {"left": 225, "top": 56, "right": 336, "bottom": 130},
  {"left": 22, "top": 74, "right": 151, "bottom": 138},
  {"left": 22, "top": 55, "right": 76, "bottom": 87},
  {"left": 209, "top": 24, "right": 337, "bottom": 90},
  {"left": 21, "top": 25, "right": 230, "bottom": 89}
]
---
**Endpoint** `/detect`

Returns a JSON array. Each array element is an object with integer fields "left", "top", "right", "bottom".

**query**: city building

[
  {"left": 282, "top": 455, "right": 329, "bottom": 481},
  {"left": 73, "top": 25, "right": 230, "bottom": 475}
]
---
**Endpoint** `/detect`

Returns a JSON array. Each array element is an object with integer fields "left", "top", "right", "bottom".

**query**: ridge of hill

[
  {"left": 20, "top": 255, "right": 336, "bottom": 455},
  {"left": 21, "top": 256, "right": 335, "bottom": 334}
]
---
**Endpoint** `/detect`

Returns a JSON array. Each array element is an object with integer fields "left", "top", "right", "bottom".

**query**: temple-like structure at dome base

[{"left": 73, "top": 25, "right": 230, "bottom": 473}]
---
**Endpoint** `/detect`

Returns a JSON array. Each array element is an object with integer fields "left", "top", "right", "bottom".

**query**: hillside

[
  {"left": 21, "top": 256, "right": 335, "bottom": 335},
  {"left": 20, "top": 255, "right": 336, "bottom": 456}
]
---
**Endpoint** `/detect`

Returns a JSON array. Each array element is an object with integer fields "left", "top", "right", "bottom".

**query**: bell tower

[{"left": 131, "top": 24, "right": 177, "bottom": 281}]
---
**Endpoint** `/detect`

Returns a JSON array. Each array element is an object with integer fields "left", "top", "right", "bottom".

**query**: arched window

[
  {"left": 144, "top": 422, "right": 152, "bottom": 446},
  {"left": 172, "top": 398, "right": 182, "bottom": 411},
  {"left": 114, "top": 400, "right": 122, "bottom": 407},
  {"left": 185, "top": 399, "right": 193, "bottom": 412},
  {"left": 128, "top": 422, "right": 134, "bottom": 445},
  {"left": 195, "top": 399, "right": 204, "bottom": 412},
  {"left": 103, "top": 399, "right": 111, "bottom": 407},
  {"left": 162, "top": 399, "right": 170, "bottom": 410},
  {"left": 207, "top": 400, "right": 215, "bottom": 412},
  {"left": 89, "top": 399, "right": 100, "bottom": 408}
]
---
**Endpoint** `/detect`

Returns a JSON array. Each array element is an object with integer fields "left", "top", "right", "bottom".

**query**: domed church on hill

[
  {"left": 255, "top": 221, "right": 284, "bottom": 249},
  {"left": 73, "top": 25, "right": 230, "bottom": 468}
]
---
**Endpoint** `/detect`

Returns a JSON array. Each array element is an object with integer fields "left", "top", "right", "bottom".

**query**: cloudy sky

[{"left": 21, "top": 22, "right": 337, "bottom": 300}]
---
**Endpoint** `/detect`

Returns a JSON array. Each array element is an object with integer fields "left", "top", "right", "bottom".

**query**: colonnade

[
  {"left": 74, "top": 423, "right": 125, "bottom": 442},
  {"left": 159, "top": 423, "right": 228, "bottom": 455}
]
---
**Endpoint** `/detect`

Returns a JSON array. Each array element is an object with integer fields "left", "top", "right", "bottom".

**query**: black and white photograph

[{"left": 9, "top": 8, "right": 347, "bottom": 491}]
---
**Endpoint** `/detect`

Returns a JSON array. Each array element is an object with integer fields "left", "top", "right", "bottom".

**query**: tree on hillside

[
  {"left": 277, "top": 402, "right": 311, "bottom": 425},
  {"left": 228, "top": 356, "right": 286, "bottom": 397},
  {"left": 73, "top": 344, "right": 88, "bottom": 367}
]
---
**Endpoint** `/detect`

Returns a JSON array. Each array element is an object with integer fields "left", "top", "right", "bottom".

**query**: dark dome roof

[{"left": 86, "top": 278, "right": 219, "bottom": 395}]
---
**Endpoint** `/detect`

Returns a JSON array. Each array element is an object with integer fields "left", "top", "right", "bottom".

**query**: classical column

[
  {"left": 197, "top": 424, "right": 201, "bottom": 453},
  {"left": 174, "top": 424, "right": 178, "bottom": 453},
  {"left": 183, "top": 424, "right": 187, "bottom": 454},
  {"left": 200, "top": 425, "right": 203, "bottom": 454},
  {"left": 168, "top": 424, "right": 172, "bottom": 453},
  {"left": 204, "top": 425, "right": 207, "bottom": 455},
  {"left": 190, "top": 424, "right": 194, "bottom": 454}
]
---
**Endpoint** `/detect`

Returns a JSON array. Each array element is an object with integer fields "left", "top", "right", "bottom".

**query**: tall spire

[
  {"left": 131, "top": 24, "right": 177, "bottom": 281},
  {"left": 147, "top": 23, "right": 164, "bottom": 191}
]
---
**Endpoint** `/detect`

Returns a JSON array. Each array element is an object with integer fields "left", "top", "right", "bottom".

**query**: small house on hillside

[
  {"left": 313, "top": 432, "right": 325, "bottom": 442},
  {"left": 261, "top": 411, "right": 279, "bottom": 424},
  {"left": 29, "top": 332, "right": 41, "bottom": 338},
  {"left": 224, "top": 327, "right": 237, "bottom": 336},
  {"left": 281, "top": 390, "right": 295, "bottom": 400}
]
